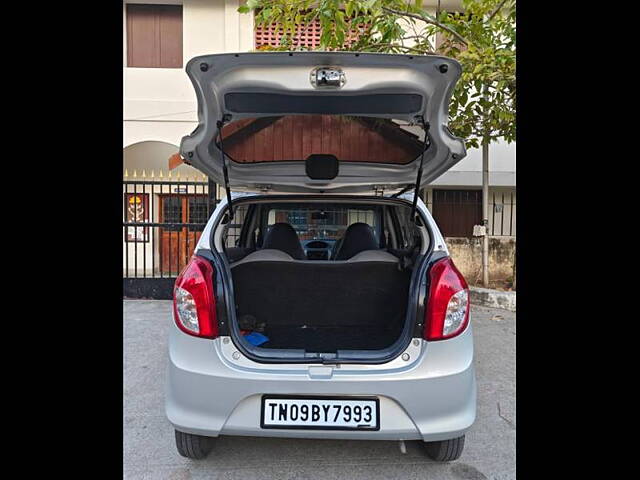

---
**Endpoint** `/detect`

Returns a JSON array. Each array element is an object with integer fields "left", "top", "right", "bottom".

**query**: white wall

[{"left": 123, "top": 0, "right": 254, "bottom": 150}]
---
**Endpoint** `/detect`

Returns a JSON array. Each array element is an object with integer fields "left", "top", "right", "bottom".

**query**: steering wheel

[{"left": 330, "top": 236, "right": 344, "bottom": 260}]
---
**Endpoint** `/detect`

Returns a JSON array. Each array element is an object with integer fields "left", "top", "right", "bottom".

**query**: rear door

[{"left": 179, "top": 52, "right": 466, "bottom": 194}]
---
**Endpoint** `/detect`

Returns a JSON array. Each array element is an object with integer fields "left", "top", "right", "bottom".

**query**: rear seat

[
  {"left": 231, "top": 248, "right": 398, "bottom": 267},
  {"left": 229, "top": 220, "right": 409, "bottom": 331},
  {"left": 230, "top": 250, "right": 409, "bottom": 331},
  {"left": 231, "top": 221, "right": 397, "bottom": 266},
  {"left": 231, "top": 249, "right": 296, "bottom": 267}
]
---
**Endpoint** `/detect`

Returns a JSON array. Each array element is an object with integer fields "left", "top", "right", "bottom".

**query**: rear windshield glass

[
  {"left": 265, "top": 204, "right": 380, "bottom": 242},
  {"left": 220, "top": 115, "right": 425, "bottom": 165}
]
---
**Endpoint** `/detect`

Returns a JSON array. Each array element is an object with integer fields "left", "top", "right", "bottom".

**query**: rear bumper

[{"left": 165, "top": 321, "right": 476, "bottom": 441}]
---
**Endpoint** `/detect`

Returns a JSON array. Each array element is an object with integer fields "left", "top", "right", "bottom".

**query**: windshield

[
  {"left": 221, "top": 115, "right": 425, "bottom": 165},
  {"left": 265, "top": 204, "right": 380, "bottom": 242}
]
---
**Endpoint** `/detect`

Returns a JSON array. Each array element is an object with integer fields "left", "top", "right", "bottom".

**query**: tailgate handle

[{"left": 306, "top": 154, "right": 339, "bottom": 180}]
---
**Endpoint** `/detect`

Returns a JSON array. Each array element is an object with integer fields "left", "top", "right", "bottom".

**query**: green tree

[{"left": 239, "top": 0, "right": 516, "bottom": 286}]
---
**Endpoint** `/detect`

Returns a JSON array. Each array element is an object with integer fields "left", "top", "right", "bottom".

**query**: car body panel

[
  {"left": 168, "top": 50, "right": 475, "bottom": 439},
  {"left": 179, "top": 52, "right": 466, "bottom": 194},
  {"left": 166, "top": 320, "right": 476, "bottom": 441}
]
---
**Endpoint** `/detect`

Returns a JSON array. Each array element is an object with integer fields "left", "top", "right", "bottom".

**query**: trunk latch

[{"left": 310, "top": 67, "right": 346, "bottom": 88}]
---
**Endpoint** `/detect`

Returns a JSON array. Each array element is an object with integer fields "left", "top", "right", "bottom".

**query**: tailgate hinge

[{"left": 373, "top": 185, "right": 385, "bottom": 197}]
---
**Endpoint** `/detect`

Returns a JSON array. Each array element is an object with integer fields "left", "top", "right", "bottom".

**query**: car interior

[{"left": 218, "top": 200, "right": 427, "bottom": 353}]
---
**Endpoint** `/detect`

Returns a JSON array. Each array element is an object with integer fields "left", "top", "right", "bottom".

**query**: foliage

[{"left": 238, "top": 0, "right": 515, "bottom": 148}]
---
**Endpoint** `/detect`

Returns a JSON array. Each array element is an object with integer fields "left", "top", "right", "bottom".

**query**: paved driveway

[{"left": 124, "top": 301, "right": 515, "bottom": 480}]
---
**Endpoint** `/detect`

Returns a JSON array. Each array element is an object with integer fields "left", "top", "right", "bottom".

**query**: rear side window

[
  {"left": 265, "top": 204, "right": 380, "bottom": 242},
  {"left": 394, "top": 204, "right": 423, "bottom": 250},
  {"left": 222, "top": 204, "right": 250, "bottom": 248}
]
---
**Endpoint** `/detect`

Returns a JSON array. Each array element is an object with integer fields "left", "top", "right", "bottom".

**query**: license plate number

[{"left": 261, "top": 396, "right": 379, "bottom": 430}]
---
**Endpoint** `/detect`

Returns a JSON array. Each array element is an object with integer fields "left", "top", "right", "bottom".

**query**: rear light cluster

[
  {"left": 172, "top": 256, "right": 218, "bottom": 339},
  {"left": 424, "top": 257, "right": 470, "bottom": 341}
]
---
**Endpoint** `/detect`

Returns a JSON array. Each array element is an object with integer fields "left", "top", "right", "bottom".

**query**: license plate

[{"left": 261, "top": 395, "right": 380, "bottom": 430}]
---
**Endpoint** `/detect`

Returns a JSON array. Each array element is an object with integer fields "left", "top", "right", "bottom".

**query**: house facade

[{"left": 123, "top": 0, "right": 516, "bottom": 284}]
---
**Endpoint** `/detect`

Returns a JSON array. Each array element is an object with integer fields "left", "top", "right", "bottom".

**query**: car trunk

[
  {"left": 230, "top": 259, "right": 413, "bottom": 352},
  {"left": 177, "top": 52, "right": 462, "bottom": 360}
]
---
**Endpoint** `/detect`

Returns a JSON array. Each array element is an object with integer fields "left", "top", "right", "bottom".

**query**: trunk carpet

[{"left": 231, "top": 260, "right": 412, "bottom": 352}]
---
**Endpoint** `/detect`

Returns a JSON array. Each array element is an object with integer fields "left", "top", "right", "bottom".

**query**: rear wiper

[
  {"left": 409, "top": 117, "right": 431, "bottom": 224},
  {"left": 216, "top": 114, "right": 234, "bottom": 220}
]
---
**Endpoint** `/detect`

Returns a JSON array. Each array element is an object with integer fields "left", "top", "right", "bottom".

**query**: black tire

[
  {"left": 174, "top": 430, "right": 215, "bottom": 459},
  {"left": 424, "top": 435, "right": 465, "bottom": 462}
]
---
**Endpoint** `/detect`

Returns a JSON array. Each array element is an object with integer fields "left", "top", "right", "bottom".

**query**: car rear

[
  {"left": 165, "top": 51, "right": 475, "bottom": 461},
  {"left": 166, "top": 193, "right": 476, "bottom": 459}
]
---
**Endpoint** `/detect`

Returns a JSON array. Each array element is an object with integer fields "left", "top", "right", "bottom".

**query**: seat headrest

[
  {"left": 262, "top": 223, "right": 307, "bottom": 260},
  {"left": 335, "top": 222, "right": 380, "bottom": 260}
]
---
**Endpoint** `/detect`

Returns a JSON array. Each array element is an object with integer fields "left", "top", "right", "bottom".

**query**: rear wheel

[
  {"left": 174, "top": 430, "right": 215, "bottom": 459},
  {"left": 424, "top": 435, "right": 465, "bottom": 462}
]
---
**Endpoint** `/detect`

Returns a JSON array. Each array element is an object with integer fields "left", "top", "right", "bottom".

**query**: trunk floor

[{"left": 260, "top": 326, "right": 401, "bottom": 352}]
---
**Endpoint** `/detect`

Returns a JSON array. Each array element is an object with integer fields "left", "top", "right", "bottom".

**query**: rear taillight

[
  {"left": 172, "top": 256, "right": 218, "bottom": 338},
  {"left": 424, "top": 257, "right": 470, "bottom": 341}
]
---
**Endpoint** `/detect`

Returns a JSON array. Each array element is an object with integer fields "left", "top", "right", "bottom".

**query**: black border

[{"left": 260, "top": 395, "right": 381, "bottom": 431}]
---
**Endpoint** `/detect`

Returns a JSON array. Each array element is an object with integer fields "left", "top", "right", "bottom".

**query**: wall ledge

[{"left": 469, "top": 286, "right": 516, "bottom": 312}]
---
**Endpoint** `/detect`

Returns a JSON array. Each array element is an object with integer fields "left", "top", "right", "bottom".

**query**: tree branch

[
  {"left": 361, "top": 42, "right": 434, "bottom": 55},
  {"left": 488, "top": 0, "right": 510, "bottom": 22},
  {"left": 382, "top": 6, "right": 468, "bottom": 46}
]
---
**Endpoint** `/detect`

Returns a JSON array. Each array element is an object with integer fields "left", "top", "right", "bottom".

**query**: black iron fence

[
  {"left": 488, "top": 190, "right": 516, "bottom": 237},
  {"left": 123, "top": 178, "right": 219, "bottom": 298},
  {"left": 428, "top": 189, "right": 516, "bottom": 238},
  {"left": 123, "top": 181, "right": 514, "bottom": 298}
]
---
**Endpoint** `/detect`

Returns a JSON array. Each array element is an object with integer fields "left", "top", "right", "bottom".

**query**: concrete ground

[{"left": 124, "top": 301, "right": 515, "bottom": 480}]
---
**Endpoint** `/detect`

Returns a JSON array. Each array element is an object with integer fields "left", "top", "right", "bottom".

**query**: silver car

[{"left": 166, "top": 52, "right": 476, "bottom": 462}]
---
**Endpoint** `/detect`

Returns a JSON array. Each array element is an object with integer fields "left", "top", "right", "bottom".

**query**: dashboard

[{"left": 301, "top": 239, "right": 337, "bottom": 260}]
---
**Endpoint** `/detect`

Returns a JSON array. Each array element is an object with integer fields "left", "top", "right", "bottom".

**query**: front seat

[
  {"left": 334, "top": 222, "right": 380, "bottom": 260},
  {"left": 262, "top": 223, "right": 307, "bottom": 260}
]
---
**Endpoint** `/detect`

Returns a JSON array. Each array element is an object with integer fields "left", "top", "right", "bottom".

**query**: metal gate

[{"left": 123, "top": 176, "right": 219, "bottom": 299}]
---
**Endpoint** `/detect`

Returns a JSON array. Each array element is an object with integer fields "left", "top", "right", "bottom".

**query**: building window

[
  {"left": 431, "top": 189, "right": 482, "bottom": 238},
  {"left": 125, "top": 193, "right": 150, "bottom": 242},
  {"left": 126, "top": 4, "right": 183, "bottom": 68}
]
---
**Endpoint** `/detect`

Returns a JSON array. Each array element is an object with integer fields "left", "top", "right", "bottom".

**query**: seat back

[
  {"left": 334, "top": 222, "right": 379, "bottom": 260},
  {"left": 231, "top": 259, "right": 410, "bottom": 329},
  {"left": 262, "top": 223, "right": 306, "bottom": 260}
]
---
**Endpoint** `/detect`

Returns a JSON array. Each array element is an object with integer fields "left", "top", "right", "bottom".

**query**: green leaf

[{"left": 345, "top": 1, "right": 354, "bottom": 18}]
